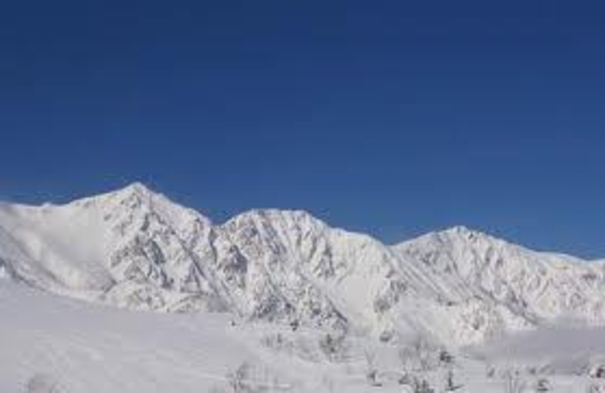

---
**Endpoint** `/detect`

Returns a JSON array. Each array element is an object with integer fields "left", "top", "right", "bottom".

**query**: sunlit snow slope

[{"left": 1, "top": 183, "right": 605, "bottom": 346}]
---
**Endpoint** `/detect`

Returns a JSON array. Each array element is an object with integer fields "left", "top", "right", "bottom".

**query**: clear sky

[{"left": 1, "top": 1, "right": 604, "bottom": 257}]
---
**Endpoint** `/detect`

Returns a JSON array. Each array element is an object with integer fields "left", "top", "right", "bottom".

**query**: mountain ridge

[{"left": 1, "top": 182, "right": 604, "bottom": 347}]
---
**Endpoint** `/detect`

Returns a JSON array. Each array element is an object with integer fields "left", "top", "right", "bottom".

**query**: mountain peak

[
  {"left": 224, "top": 209, "right": 329, "bottom": 235},
  {"left": 114, "top": 181, "right": 155, "bottom": 198},
  {"left": 440, "top": 225, "right": 487, "bottom": 239},
  {"left": 91, "top": 182, "right": 160, "bottom": 204},
  {"left": 63, "top": 182, "right": 171, "bottom": 215},
  {"left": 394, "top": 225, "right": 500, "bottom": 251}
]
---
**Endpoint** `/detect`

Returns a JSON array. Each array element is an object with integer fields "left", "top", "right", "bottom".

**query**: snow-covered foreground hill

[
  {"left": 0, "top": 281, "right": 446, "bottom": 393},
  {"left": 479, "top": 324, "right": 605, "bottom": 376},
  {"left": 3, "top": 183, "right": 605, "bottom": 349},
  {"left": 0, "top": 282, "right": 600, "bottom": 393},
  {"left": 1, "top": 281, "right": 604, "bottom": 393},
  {"left": 0, "top": 281, "right": 333, "bottom": 393}
]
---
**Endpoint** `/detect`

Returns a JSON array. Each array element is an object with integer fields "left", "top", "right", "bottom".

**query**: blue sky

[{"left": 1, "top": 1, "right": 604, "bottom": 257}]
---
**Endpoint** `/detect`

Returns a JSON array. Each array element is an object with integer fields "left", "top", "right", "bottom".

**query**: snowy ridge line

[{"left": 1, "top": 183, "right": 605, "bottom": 347}]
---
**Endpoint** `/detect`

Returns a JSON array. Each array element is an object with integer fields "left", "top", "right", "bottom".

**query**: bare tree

[
  {"left": 411, "top": 376, "right": 434, "bottom": 393},
  {"left": 321, "top": 375, "right": 334, "bottom": 393},
  {"left": 485, "top": 364, "right": 496, "bottom": 379},
  {"left": 503, "top": 368, "right": 526, "bottom": 393},
  {"left": 439, "top": 349, "right": 454, "bottom": 365},
  {"left": 534, "top": 378, "right": 551, "bottom": 392},
  {"left": 319, "top": 333, "right": 346, "bottom": 362},
  {"left": 444, "top": 369, "right": 462, "bottom": 391},
  {"left": 405, "top": 335, "right": 434, "bottom": 372},
  {"left": 363, "top": 350, "right": 381, "bottom": 387},
  {"left": 396, "top": 335, "right": 436, "bottom": 389},
  {"left": 226, "top": 362, "right": 253, "bottom": 393},
  {"left": 587, "top": 383, "right": 605, "bottom": 393},
  {"left": 25, "top": 374, "right": 63, "bottom": 393},
  {"left": 397, "top": 345, "right": 414, "bottom": 385}
]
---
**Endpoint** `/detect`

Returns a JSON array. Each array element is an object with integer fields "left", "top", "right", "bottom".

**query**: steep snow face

[
  {"left": 216, "top": 210, "right": 345, "bottom": 327},
  {"left": 394, "top": 226, "right": 605, "bottom": 340},
  {"left": 0, "top": 201, "right": 115, "bottom": 294},
  {"left": 0, "top": 184, "right": 219, "bottom": 310},
  {"left": 216, "top": 209, "right": 403, "bottom": 332},
  {"left": 1, "top": 184, "right": 605, "bottom": 347}
]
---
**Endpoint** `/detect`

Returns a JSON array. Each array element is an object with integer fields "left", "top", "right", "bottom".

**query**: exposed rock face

[{"left": 2, "top": 183, "right": 605, "bottom": 346}]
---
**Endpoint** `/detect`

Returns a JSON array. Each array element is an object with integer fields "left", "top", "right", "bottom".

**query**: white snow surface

[
  {"left": 1, "top": 280, "right": 602, "bottom": 393},
  {"left": 2, "top": 183, "right": 605, "bottom": 348}
]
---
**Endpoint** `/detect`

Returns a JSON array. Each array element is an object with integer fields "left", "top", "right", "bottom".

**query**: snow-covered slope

[
  {"left": 0, "top": 183, "right": 221, "bottom": 312},
  {"left": 0, "top": 270, "right": 597, "bottom": 393},
  {"left": 1, "top": 183, "right": 604, "bottom": 347},
  {"left": 394, "top": 227, "right": 605, "bottom": 342},
  {"left": 0, "top": 281, "right": 349, "bottom": 393}
]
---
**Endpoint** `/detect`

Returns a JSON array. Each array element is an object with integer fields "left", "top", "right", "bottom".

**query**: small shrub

[
  {"left": 534, "top": 378, "right": 551, "bottom": 392},
  {"left": 25, "top": 374, "right": 63, "bottom": 393}
]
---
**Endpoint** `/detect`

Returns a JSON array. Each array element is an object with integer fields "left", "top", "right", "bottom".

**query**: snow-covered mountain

[{"left": 1, "top": 183, "right": 604, "bottom": 346}]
